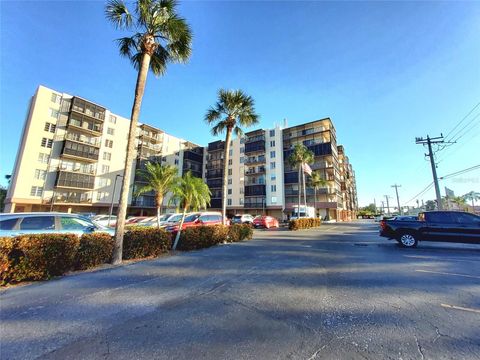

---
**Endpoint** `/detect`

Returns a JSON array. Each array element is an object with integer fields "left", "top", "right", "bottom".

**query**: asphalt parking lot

[{"left": 1, "top": 221, "right": 479, "bottom": 359}]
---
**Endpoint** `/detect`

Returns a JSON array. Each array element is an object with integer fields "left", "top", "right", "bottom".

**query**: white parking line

[
  {"left": 404, "top": 255, "right": 480, "bottom": 263},
  {"left": 441, "top": 303, "right": 480, "bottom": 314},
  {"left": 415, "top": 269, "right": 480, "bottom": 279}
]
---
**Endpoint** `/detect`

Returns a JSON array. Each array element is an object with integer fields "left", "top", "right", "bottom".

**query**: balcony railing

[
  {"left": 54, "top": 193, "right": 92, "bottom": 204},
  {"left": 244, "top": 156, "right": 265, "bottom": 165},
  {"left": 56, "top": 171, "right": 95, "bottom": 190},
  {"left": 245, "top": 167, "right": 265, "bottom": 175},
  {"left": 245, "top": 135, "right": 265, "bottom": 143},
  {"left": 62, "top": 140, "right": 99, "bottom": 161},
  {"left": 65, "top": 133, "right": 101, "bottom": 147}
]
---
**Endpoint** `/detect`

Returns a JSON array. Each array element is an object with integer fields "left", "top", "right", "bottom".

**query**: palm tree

[
  {"left": 451, "top": 196, "right": 467, "bottom": 210},
  {"left": 288, "top": 144, "right": 314, "bottom": 217},
  {"left": 171, "top": 172, "right": 211, "bottom": 250},
  {"left": 134, "top": 162, "right": 178, "bottom": 228},
  {"left": 463, "top": 191, "right": 480, "bottom": 212},
  {"left": 205, "top": 89, "right": 259, "bottom": 224},
  {"left": 309, "top": 171, "right": 327, "bottom": 218},
  {"left": 105, "top": 0, "right": 192, "bottom": 264}
]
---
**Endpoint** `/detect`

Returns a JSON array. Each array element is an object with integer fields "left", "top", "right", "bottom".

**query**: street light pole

[
  {"left": 109, "top": 175, "right": 123, "bottom": 227},
  {"left": 391, "top": 184, "right": 401, "bottom": 214},
  {"left": 384, "top": 195, "right": 391, "bottom": 215}
]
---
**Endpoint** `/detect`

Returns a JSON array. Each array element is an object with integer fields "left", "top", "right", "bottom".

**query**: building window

[
  {"left": 228, "top": 189, "right": 232, "bottom": 195},
  {"left": 271, "top": 196, "right": 277, "bottom": 204},
  {"left": 228, "top": 179, "right": 232, "bottom": 185},
  {"left": 38, "top": 152, "right": 50, "bottom": 163},
  {"left": 51, "top": 93, "right": 61, "bottom": 104},
  {"left": 44, "top": 122, "right": 56, "bottom": 133},
  {"left": 228, "top": 159, "right": 232, "bottom": 165},
  {"left": 271, "top": 185, "right": 276, "bottom": 192},
  {"left": 240, "top": 138, "right": 245, "bottom": 144},
  {"left": 240, "top": 188, "right": 244, "bottom": 194},
  {"left": 109, "top": 115, "right": 117, "bottom": 124},
  {"left": 228, "top": 169, "right": 232, "bottom": 175},
  {"left": 270, "top": 162, "right": 276, "bottom": 169},
  {"left": 96, "top": 192, "right": 110, "bottom": 201},
  {"left": 97, "top": 177, "right": 110, "bottom": 187},
  {"left": 103, "top": 152, "right": 111, "bottom": 161},
  {"left": 240, "top": 147, "right": 244, "bottom": 154},
  {"left": 107, "top": 128, "right": 115, "bottom": 135},
  {"left": 227, "top": 199, "right": 232, "bottom": 206},
  {"left": 270, "top": 140, "right": 275, "bottom": 147},
  {"left": 239, "top": 198, "right": 244, "bottom": 205},
  {"left": 101, "top": 165, "right": 110, "bottom": 174},
  {"left": 229, "top": 149, "right": 233, "bottom": 156},
  {"left": 105, "top": 139, "right": 113, "bottom": 148},
  {"left": 34, "top": 169, "right": 47, "bottom": 180},
  {"left": 271, "top": 174, "right": 276, "bottom": 181},
  {"left": 41, "top": 138, "right": 53, "bottom": 148},
  {"left": 269, "top": 129, "right": 275, "bottom": 137},
  {"left": 240, "top": 156, "right": 244, "bottom": 163},
  {"left": 30, "top": 186, "right": 43, "bottom": 197},
  {"left": 174, "top": 159, "right": 179, "bottom": 165},
  {"left": 49, "top": 108, "right": 59, "bottom": 119},
  {"left": 270, "top": 151, "right": 276, "bottom": 158}
]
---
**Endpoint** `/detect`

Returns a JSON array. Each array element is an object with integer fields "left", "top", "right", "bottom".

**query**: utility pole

[
  {"left": 381, "top": 201, "right": 385, "bottom": 214},
  {"left": 391, "top": 184, "right": 401, "bottom": 214},
  {"left": 384, "top": 195, "right": 391, "bottom": 215},
  {"left": 415, "top": 134, "right": 454, "bottom": 211}
]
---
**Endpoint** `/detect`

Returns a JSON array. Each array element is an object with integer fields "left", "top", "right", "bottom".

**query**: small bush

[
  {"left": 288, "top": 218, "right": 321, "bottom": 230},
  {"left": 75, "top": 233, "right": 114, "bottom": 270},
  {"left": 0, "top": 234, "right": 79, "bottom": 285},
  {"left": 228, "top": 224, "right": 254, "bottom": 242},
  {"left": 177, "top": 225, "right": 229, "bottom": 251},
  {"left": 123, "top": 227, "right": 171, "bottom": 260}
]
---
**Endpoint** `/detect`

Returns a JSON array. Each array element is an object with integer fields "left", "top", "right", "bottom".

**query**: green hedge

[
  {"left": 123, "top": 227, "right": 171, "bottom": 260},
  {"left": 75, "top": 233, "right": 115, "bottom": 270},
  {"left": 288, "top": 218, "right": 321, "bottom": 230},
  {"left": 228, "top": 224, "right": 254, "bottom": 242},
  {"left": 177, "top": 225, "right": 229, "bottom": 251}
]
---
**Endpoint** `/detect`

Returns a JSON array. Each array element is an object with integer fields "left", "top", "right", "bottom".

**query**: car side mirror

[{"left": 194, "top": 219, "right": 202, "bottom": 224}]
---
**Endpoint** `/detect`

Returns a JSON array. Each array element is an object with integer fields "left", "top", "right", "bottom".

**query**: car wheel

[{"left": 398, "top": 232, "right": 418, "bottom": 248}]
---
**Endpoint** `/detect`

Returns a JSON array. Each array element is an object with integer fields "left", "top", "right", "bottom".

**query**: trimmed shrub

[
  {"left": 75, "top": 233, "right": 114, "bottom": 270},
  {"left": 288, "top": 218, "right": 321, "bottom": 230},
  {"left": 177, "top": 225, "right": 229, "bottom": 251},
  {"left": 228, "top": 224, "right": 254, "bottom": 242},
  {"left": 0, "top": 234, "right": 79, "bottom": 285},
  {"left": 123, "top": 227, "right": 171, "bottom": 260}
]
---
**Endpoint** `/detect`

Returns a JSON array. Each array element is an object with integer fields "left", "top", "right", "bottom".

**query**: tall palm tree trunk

[
  {"left": 302, "top": 168, "right": 307, "bottom": 213},
  {"left": 112, "top": 50, "right": 152, "bottom": 264},
  {"left": 222, "top": 127, "right": 233, "bottom": 225},
  {"left": 173, "top": 206, "right": 188, "bottom": 250},
  {"left": 314, "top": 187, "right": 317, "bottom": 218},
  {"left": 156, "top": 194, "right": 163, "bottom": 229},
  {"left": 297, "top": 166, "right": 301, "bottom": 218}
]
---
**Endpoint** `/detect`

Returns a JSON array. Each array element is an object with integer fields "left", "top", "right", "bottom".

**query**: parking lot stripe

[
  {"left": 415, "top": 269, "right": 480, "bottom": 279},
  {"left": 441, "top": 303, "right": 480, "bottom": 314},
  {"left": 405, "top": 255, "right": 480, "bottom": 263}
]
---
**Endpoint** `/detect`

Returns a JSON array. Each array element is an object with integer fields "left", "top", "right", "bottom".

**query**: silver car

[{"left": 0, "top": 212, "right": 114, "bottom": 237}]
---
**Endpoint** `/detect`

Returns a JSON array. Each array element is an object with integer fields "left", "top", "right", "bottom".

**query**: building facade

[{"left": 5, "top": 86, "right": 357, "bottom": 220}]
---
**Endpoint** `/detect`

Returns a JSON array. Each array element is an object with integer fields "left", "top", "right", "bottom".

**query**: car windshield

[
  {"left": 184, "top": 214, "right": 200, "bottom": 222},
  {"left": 168, "top": 215, "right": 183, "bottom": 223},
  {"left": 233, "top": 216, "right": 242, "bottom": 220},
  {"left": 158, "top": 214, "right": 171, "bottom": 221}
]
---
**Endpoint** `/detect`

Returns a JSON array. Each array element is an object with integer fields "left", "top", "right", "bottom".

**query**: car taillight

[{"left": 380, "top": 220, "right": 386, "bottom": 229}]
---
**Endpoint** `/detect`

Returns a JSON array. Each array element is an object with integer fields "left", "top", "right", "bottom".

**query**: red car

[
  {"left": 253, "top": 216, "right": 279, "bottom": 229},
  {"left": 165, "top": 212, "right": 226, "bottom": 233}
]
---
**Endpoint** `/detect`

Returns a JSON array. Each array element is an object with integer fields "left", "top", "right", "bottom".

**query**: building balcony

[
  {"left": 245, "top": 167, "right": 266, "bottom": 175},
  {"left": 71, "top": 97, "right": 105, "bottom": 122},
  {"left": 62, "top": 140, "right": 99, "bottom": 162},
  {"left": 244, "top": 156, "right": 265, "bottom": 165},
  {"left": 64, "top": 132, "right": 101, "bottom": 148},
  {"left": 245, "top": 135, "right": 265, "bottom": 143},
  {"left": 67, "top": 120, "right": 103, "bottom": 136},
  {"left": 53, "top": 191, "right": 92, "bottom": 204},
  {"left": 208, "top": 141, "right": 225, "bottom": 152},
  {"left": 244, "top": 141, "right": 265, "bottom": 154},
  {"left": 245, "top": 185, "right": 266, "bottom": 197},
  {"left": 55, "top": 171, "right": 95, "bottom": 190}
]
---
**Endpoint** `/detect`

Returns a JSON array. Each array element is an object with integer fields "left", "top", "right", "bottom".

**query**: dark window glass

[
  {"left": 0, "top": 218, "right": 19, "bottom": 230},
  {"left": 19, "top": 216, "right": 55, "bottom": 230},
  {"left": 427, "top": 212, "right": 454, "bottom": 223},
  {"left": 60, "top": 217, "right": 93, "bottom": 230},
  {"left": 453, "top": 213, "right": 480, "bottom": 224}
]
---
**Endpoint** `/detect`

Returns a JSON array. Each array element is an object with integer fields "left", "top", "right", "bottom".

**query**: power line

[
  {"left": 448, "top": 112, "right": 480, "bottom": 143},
  {"left": 437, "top": 128, "right": 480, "bottom": 164},
  {"left": 405, "top": 182, "right": 434, "bottom": 204},
  {"left": 444, "top": 101, "right": 480, "bottom": 141},
  {"left": 439, "top": 164, "right": 480, "bottom": 181}
]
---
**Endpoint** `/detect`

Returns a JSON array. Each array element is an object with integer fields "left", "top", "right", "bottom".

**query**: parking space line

[
  {"left": 415, "top": 269, "right": 480, "bottom": 279},
  {"left": 441, "top": 303, "right": 480, "bottom": 314},
  {"left": 405, "top": 255, "right": 480, "bottom": 263}
]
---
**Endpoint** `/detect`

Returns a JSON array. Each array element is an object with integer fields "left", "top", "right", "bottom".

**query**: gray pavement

[{"left": 1, "top": 221, "right": 479, "bottom": 359}]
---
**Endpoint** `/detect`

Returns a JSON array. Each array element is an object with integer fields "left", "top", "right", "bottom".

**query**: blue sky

[{"left": 1, "top": 1, "right": 479, "bottom": 207}]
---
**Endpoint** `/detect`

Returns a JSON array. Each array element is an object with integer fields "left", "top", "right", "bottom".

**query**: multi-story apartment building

[
  {"left": 5, "top": 86, "right": 357, "bottom": 220},
  {"left": 5, "top": 85, "right": 194, "bottom": 215}
]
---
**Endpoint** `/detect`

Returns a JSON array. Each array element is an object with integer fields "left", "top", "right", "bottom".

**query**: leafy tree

[
  {"left": 105, "top": 0, "right": 192, "bottom": 264},
  {"left": 425, "top": 200, "right": 436, "bottom": 211},
  {"left": 205, "top": 89, "right": 259, "bottom": 223},
  {"left": 463, "top": 191, "right": 480, "bottom": 211},
  {"left": 288, "top": 144, "right": 314, "bottom": 216},
  {"left": 309, "top": 171, "right": 327, "bottom": 217},
  {"left": 451, "top": 196, "right": 467, "bottom": 210},
  {"left": 171, "top": 172, "right": 211, "bottom": 250},
  {"left": 134, "top": 162, "right": 179, "bottom": 228},
  {"left": 0, "top": 185, "right": 7, "bottom": 212}
]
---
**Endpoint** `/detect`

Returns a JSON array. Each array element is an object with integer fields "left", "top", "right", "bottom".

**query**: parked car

[
  {"left": 136, "top": 213, "right": 179, "bottom": 227},
  {"left": 379, "top": 211, "right": 480, "bottom": 247},
  {"left": 92, "top": 215, "right": 117, "bottom": 227},
  {"left": 0, "top": 212, "right": 114, "bottom": 237},
  {"left": 232, "top": 214, "right": 254, "bottom": 225},
  {"left": 165, "top": 212, "right": 225, "bottom": 233},
  {"left": 125, "top": 216, "right": 148, "bottom": 225},
  {"left": 253, "top": 215, "right": 279, "bottom": 229}
]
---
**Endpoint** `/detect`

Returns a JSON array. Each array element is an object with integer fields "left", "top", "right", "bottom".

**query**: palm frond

[
  {"left": 149, "top": 44, "right": 170, "bottom": 76},
  {"left": 105, "top": 0, "right": 133, "bottom": 29},
  {"left": 211, "top": 122, "right": 227, "bottom": 136},
  {"left": 116, "top": 36, "right": 140, "bottom": 59}
]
